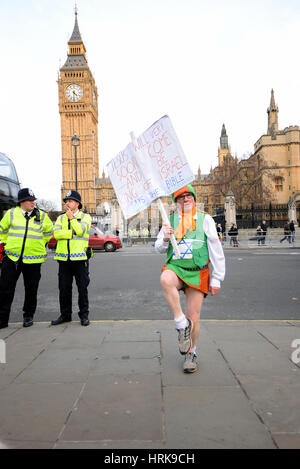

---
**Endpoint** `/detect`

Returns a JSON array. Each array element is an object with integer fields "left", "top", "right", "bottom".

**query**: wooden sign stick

[{"left": 130, "top": 131, "right": 180, "bottom": 259}]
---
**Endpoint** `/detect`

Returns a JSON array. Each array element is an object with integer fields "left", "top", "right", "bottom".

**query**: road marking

[
  {"left": 7, "top": 319, "right": 300, "bottom": 325},
  {"left": 251, "top": 251, "right": 300, "bottom": 255}
]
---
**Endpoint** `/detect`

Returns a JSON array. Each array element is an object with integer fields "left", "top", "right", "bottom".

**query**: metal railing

[{"left": 220, "top": 231, "right": 298, "bottom": 248}]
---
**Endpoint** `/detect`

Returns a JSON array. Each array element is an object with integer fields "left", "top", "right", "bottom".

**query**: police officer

[
  {"left": 51, "top": 190, "right": 91, "bottom": 326},
  {"left": 0, "top": 188, "right": 53, "bottom": 329}
]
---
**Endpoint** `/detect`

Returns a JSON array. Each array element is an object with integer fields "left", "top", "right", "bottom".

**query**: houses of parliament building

[{"left": 58, "top": 11, "right": 300, "bottom": 228}]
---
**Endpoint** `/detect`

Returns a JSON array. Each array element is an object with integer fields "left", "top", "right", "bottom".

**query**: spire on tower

[
  {"left": 197, "top": 165, "right": 201, "bottom": 181},
  {"left": 69, "top": 5, "right": 82, "bottom": 43},
  {"left": 60, "top": 7, "right": 88, "bottom": 71},
  {"left": 270, "top": 89, "right": 275, "bottom": 108},
  {"left": 220, "top": 124, "right": 229, "bottom": 150},
  {"left": 268, "top": 89, "right": 278, "bottom": 113},
  {"left": 267, "top": 89, "right": 279, "bottom": 137},
  {"left": 218, "top": 123, "right": 232, "bottom": 166}
]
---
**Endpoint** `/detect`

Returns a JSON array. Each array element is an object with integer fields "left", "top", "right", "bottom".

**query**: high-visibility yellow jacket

[
  {"left": 53, "top": 211, "right": 91, "bottom": 261},
  {"left": 0, "top": 207, "right": 53, "bottom": 263}
]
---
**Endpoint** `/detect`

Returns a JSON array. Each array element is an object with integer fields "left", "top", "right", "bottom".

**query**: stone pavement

[{"left": 0, "top": 319, "right": 300, "bottom": 449}]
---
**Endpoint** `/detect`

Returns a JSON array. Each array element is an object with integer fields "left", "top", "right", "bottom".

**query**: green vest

[
  {"left": 53, "top": 211, "right": 91, "bottom": 261},
  {"left": 166, "top": 210, "right": 209, "bottom": 268},
  {"left": 0, "top": 207, "right": 53, "bottom": 263}
]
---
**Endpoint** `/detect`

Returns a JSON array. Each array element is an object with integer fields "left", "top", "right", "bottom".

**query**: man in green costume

[{"left": 155, "top": 185, "right": 225, "bottom": 373}]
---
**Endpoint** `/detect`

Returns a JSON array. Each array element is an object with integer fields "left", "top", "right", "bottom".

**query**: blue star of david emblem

[{"left": 173, "top": 239, "right": 193, "bottom": 259}]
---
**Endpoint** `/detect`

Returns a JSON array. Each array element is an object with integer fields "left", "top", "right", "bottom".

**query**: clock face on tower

[{"left": 65, "top": 84, "right": 83, "bottom": 102}]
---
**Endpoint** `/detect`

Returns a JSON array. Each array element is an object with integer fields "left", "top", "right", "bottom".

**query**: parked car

[
  {"left": 0, "top": 243, "right": 3, "bottom": 265},
  {"left": 47, "top": 225, "right": 122, "bottom": 252}
]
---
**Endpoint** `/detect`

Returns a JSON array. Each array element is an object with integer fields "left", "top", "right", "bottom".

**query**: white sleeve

[
  {"left": 203, "top": 214, "right": 226, "bottom": 288},
  {"left": 154, "top": 228, "right": 170, "bottom": 254}
]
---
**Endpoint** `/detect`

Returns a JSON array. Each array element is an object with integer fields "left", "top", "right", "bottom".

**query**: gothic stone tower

[
  {"left": 58, "top": 9, "right": 99, "bottom": 212},
  {"left": 218, "top": 124, "right": 232, "bottom": 166},
  {"left": 254, "top": 89, "right": 300, "bottom": 204}
]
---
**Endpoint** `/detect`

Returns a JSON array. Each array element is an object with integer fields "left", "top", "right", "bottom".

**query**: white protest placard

[{"left": 106, "top": 115, "right": 195, "bottom": 220}]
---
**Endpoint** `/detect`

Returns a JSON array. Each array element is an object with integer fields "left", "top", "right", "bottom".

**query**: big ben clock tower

[{"left": 58, "top": 8, "right": 99, "bottom": 212}]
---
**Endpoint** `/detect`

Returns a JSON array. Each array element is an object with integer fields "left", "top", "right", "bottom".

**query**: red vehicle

[
  {"left": 47, "top": 225, "right": 122, "bottom": 252},
  {"left": 0, "top": 243, "right": 3, "bottom": 264}
]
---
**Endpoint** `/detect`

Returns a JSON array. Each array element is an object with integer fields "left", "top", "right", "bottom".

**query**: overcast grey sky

[{"left": 1, "top": 0, "right": 300, "bottom": 207}]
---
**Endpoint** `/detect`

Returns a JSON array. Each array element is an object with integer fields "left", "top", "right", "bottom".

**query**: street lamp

[{"left": 71, "top": 134, "right": 80, "bottom": 191}]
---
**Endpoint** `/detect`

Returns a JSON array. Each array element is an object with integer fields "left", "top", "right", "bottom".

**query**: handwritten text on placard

[{"left": 107, "top": 116, "right": 194, "bottom": 219}]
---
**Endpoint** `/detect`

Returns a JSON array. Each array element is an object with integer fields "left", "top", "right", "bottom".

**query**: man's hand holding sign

[{"left": 107, "top": 115, "right": 195, "bottom": 258}]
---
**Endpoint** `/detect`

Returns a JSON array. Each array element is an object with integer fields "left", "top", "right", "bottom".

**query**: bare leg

[
  {"left": 160, "top": 270, "right": 184, "bottom": 318},
  {"left": 185, "top": 288, "right": 204, "bottom": 348}
]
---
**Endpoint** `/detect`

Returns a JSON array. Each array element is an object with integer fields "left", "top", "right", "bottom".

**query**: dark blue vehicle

[
  {"left": 0, "top": 151, "right": 20, "bottom": 218},
  {"left": 0, "top": 152, "right": 20, "bottom": 263}
]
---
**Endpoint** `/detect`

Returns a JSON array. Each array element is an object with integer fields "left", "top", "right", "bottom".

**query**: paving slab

[
  {"left": 0, "top": 440, "right": 54, "bottom": 449},
  {"left": 254, "top": 323, "right": 300, "bottom": 355},
  {"left": 272, "top": 433, "right": 300, "bottom": 450},
  {"left": 54, "top": 440, "right": 165, "bottom": 449},
  {"left": 103, "top": 321, "right": 162, "bottom": 342},
  {"left": 0, "top": 320, "right": 300, "bottom": 449},
  {"left": 98, "top": 341, "right": 160, "bottom": 360},
  {"left": 237, "top": 374, "right": 300, "bottom": 434},
  {"left": 14, "top": 347, "right": 99, "bottom": 384},
  {"left": 163, "top": 386, "right": 276, "bottom": 449},
  {"left": 205, "top": 322, "right": 299, "bottom": 377},
  {"left": 0, "top": 382, "right": 83, "bottom": 443},
  {"left": 0, "top": 325, "right": 63, "bottom": 380},
  {"left": 47, "top": 322, "right": 111, "bottom": 349},
  {"left": 90, "top": 357, "right": 161, "bottom": 376},
  {"left": 60, "top": 374, "right": 163, "bottom": 443}
]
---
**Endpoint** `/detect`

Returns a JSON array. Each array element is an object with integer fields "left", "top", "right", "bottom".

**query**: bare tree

[
  {"left": 36, "top": 199, "right": 58, "bottom": 212},
  {"left": 35, "top": 199, "right": 62, "bottom": 222},
  {"left": 213, "top": 153, "right": 280, "bottom": 207}
]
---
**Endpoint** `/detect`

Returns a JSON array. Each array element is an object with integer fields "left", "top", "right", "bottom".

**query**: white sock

[
  {"left": 190, "top": 346, "right": 197, "bottom": 355},
  {"left": 174, "top": 313, "right": 188, "bottom": 330}
]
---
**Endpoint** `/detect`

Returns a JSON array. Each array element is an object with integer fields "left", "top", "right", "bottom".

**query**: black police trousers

[
  {"left": 58, "top": 260, "right": 90, "bottom": 320},
  {"left": 0, "top": 255, "right": 42, "bottom": 324}
]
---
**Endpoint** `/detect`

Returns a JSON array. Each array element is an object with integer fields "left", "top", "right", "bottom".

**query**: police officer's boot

[{"left": 51, "top": 316, "right": 72, "bottom": 326}]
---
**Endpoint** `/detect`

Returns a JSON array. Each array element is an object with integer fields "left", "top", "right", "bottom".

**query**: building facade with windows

[
  {"left": 253, "top": 89, "right": 300, "bottom": 205},
  {"left": 191, "top": 90, "right": 300, "bottom": 218}
]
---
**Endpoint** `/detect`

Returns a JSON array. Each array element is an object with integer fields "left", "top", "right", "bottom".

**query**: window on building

[
  {"left": 274, "top": 176, "right": 283, "bottom": 192},
  {"left": 0, "top": 152, "right": 18, "bottom": 181}
]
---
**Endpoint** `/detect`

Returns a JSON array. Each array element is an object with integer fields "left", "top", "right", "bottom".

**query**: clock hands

[
  {"left": 71, "top": 89, "right": 80, "bottom": 102},
  {"left": 66, "top": 85, "right": 82, "bottom": 102}
]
